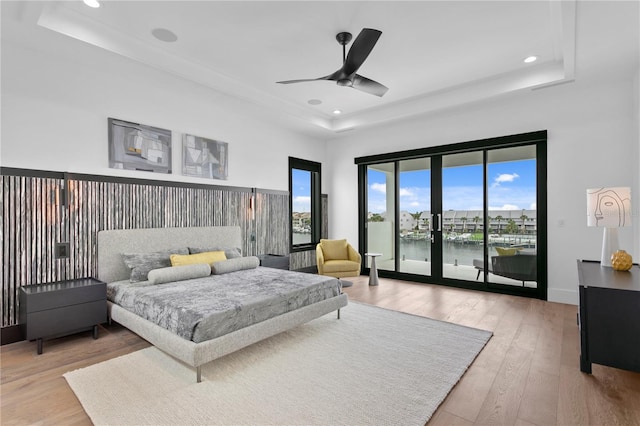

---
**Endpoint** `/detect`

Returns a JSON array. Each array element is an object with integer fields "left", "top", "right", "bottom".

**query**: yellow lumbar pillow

[
  {"left": 495, "top": 247, "right": 522, "bottom": 256},
  {"left": 171, "top": 251, "right": 226, "bottom": 266}
]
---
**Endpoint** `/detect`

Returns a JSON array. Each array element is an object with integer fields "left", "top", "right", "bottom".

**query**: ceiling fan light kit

[{"left": 277, "top": 28, "right": 389, "bottom": 97}]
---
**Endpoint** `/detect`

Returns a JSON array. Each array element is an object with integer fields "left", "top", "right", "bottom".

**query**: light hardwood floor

[{"left": 1, "top": 276, "right": 639, "bottom": 425}]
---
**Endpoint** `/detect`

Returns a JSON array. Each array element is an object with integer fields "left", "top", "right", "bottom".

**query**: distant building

[{"left": 371, "top": 209, "right": 537, "bottom": 234}]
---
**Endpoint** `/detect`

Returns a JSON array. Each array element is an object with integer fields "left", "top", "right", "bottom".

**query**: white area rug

[{"left": 64, "top": 302, "right": 491, "bottom": 425}]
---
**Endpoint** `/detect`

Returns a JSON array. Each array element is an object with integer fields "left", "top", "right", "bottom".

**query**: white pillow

[{"left": 147, "top": 263, "right": 211, "bottom": 284}]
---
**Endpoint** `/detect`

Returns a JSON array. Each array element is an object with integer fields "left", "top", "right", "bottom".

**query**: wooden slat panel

[{"left": 0, "top": 172, "right": 323, "bottom": 328}]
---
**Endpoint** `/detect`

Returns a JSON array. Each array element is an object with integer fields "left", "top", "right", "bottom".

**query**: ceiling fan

[{"left": 277, "top": 28, "right": 388, "bottom": 97}]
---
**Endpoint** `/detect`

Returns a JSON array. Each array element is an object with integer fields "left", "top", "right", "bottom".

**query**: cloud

[
  {"left": 399, "top": 188, "right": 414, "bottom": 197},
  {"left": 292, "top": 196, "right": 310, "bottom": 212},
  {"left": 530, "top": 202, "right": 536, "bottom": 209},
  {"left": 492, "top": 173, "right": 520, "bottom": 187},
  {"left": 489, "top": 204, "right": 520, "bottom": 210},
  {"left": 370, "top": 183, "right": 386, "bottom": 194}
]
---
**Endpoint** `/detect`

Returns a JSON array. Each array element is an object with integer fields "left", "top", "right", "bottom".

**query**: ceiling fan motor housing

[{"left": 336, "top": 32, "right": 353, "bottom": 46}]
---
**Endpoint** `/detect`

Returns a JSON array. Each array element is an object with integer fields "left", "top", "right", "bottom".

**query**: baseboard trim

[
  {"left": 1, "top": 325, "right": 24, "bottom": 345},
  {"left": 548, "top": 288, "right": 578, "bottom": 305}
]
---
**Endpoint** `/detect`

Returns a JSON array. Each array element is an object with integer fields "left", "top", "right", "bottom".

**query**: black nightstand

[
  {"left": 19, "top": 278, "right": 107, "bottom": 354},
  {"left": 258, "top": 254, "right": 290, "bottom": 270}
]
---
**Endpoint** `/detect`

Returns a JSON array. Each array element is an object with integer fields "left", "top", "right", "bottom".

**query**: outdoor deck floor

[{"left": 376, "top": 259, "right": 538, "bottom": 288}]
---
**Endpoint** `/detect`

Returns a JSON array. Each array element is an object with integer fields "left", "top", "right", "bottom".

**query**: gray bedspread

[{"left": 107, "top": 267, "right": 342, "bottom": 343}]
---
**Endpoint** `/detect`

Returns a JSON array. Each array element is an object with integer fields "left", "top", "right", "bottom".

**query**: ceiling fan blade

[
  {"left": 276, "top": 74, "right": 335, "bottom": 84},
  {"left": 352, "top": 74, "right": 388, "bottom": 97},
  {"left": 343, "top": 28, "right": 382, "bottom": 76}
]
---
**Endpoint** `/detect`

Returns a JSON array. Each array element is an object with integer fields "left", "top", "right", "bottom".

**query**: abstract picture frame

[
  {"left": 182, "top": 133, "right": 228, "bottom": 180},
  {"left": 108, "top": 118, "right": 172, "bottom": 174}
]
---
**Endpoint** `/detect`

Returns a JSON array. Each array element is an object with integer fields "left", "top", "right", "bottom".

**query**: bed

[{"left": 98, "top": 226, "right": 348, "bottom": 382}]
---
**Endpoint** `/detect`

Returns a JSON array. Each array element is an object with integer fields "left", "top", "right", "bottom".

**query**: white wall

[
  {"left": 3, "top": 9, "right": 637, "bottom": 306},
  {"left": 325, "top": 76, "right": 639, "bottom": 305},
  {"left": 634, "top": 69, "right": 640, "bottom": 260},
  {"left": 0, "top": 29, "right": 326, "bottom": 191}
]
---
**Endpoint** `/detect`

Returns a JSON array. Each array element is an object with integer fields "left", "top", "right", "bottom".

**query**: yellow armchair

[{"left": 316, "top": 239, "right": 361, "bottom": 278}]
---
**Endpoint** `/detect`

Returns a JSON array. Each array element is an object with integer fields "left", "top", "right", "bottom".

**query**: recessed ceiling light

[
  {"left": 333, "top": 110, "right": 342, "bottom": 115},
  {"left": 83, "top": 0, "right": 100, "bottom": 8},
  {"left": 152, "top": 28, "right": 178, "bottom": 43},
  {"left": 524, "top": 56, "right": 537, "bottom": 63},
  {"left": 308, "top": 99, "right": 322, "bottom": 105}
]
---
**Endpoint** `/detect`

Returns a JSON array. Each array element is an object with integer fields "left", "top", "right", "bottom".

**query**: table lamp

[{"left": 586, "top": 187, "right": 631, "bottom": 267}]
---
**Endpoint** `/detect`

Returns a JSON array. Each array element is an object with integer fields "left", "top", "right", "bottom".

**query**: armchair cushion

[
  {"left": 322, "top": 260, "right": 361, "bottom": 274},
  {"left": 319, "top": 239, "right": 348, "bottom": 261}
]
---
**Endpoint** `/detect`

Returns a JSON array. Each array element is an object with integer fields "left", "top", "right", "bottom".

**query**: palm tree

[
  {"left": 410, "top": 211, "right": 422, "bottom": 231},
  {"left": 505, "top": 219, "right": 518, "bottom": 235},
  {"left": 520, "top": 212, "right": 529, "bottom": 234},
  {"left": 473, "top": 215, "right": 481, "bottom": 232},
  {"left": 495, "top": 215, "right": 504, "bottom": 234},
  {"left": 487, "top": 216, "right": 493, "bottom": 233},
  {"left": 460, "top": 216, "right": 468, "bottom": 232}
]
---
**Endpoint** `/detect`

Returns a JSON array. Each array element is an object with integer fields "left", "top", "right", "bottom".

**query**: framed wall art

[
  {"left": 182, "top": 133, "right": 228, "bottom": 180},
  {"left": 108, "top": 118, "right": 172, "bottom": 173}
]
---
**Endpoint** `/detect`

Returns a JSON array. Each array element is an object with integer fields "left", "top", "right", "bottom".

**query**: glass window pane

[
  {"left": 292, "top": 168, "right": 312, "bottom": 245},
  {"left": 367, "top": 163, "right": 395, "bottom": 271},
  {"left": 398, "top": 158, "right": 431, "bottom": 275},
  {"left": 441, "top": 152, "right": 484, "bottom": 281},
  {"left": 487, "top": 146, "right": 537, "bottom": 288}
]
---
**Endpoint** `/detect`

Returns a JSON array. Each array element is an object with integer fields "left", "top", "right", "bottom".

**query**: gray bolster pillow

[
  {"left": 147, "top": 263, "right": 211, "bottom": 284},
  {"left": 211, "top": 256, "right": 260, "bottom": 275}
]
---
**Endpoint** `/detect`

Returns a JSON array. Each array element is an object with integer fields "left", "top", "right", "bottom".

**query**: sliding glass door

[
  {"left": 441, "top": 152, "right": 484, "bottom": 282},
  {"left": 366, "top": 162, "right": 395, "bottom": 272},
  {"left": 485, "top": 146, "right": 538, "bottom": 289},
  {"left": 357, "top": 131, "right": 546, "bottom": 299},
  {"left": 398, "top": 159, "right": 432, "bottom": 276}
]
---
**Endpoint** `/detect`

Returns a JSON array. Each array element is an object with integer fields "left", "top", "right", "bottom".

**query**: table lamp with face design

[{"left": 586, "top": 187, "right": 632, "bottom": 267}]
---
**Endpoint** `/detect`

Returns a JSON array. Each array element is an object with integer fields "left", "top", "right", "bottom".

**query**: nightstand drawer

[
  {"left": 24, "top": 300, "right": 107, "bottom": 340},
  {"left": 258, "top": 254, "right": 290, "bottom": 270},
  {"left": 22, "top": 280, "right": 106, "bottom": 313}
]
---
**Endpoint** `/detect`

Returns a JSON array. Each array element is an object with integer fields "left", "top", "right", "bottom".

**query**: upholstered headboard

[{"left": 97, "top": 226, "right": 242, "bottom": 283}]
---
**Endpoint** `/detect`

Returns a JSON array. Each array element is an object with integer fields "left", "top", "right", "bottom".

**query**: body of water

[
  {"left": 397, "top": 237, "right": 536, "bottom": 266},
  {"left": 293, "top": 232, "right": 535, "bottom": 266},
  {"left": 293, "top": 232, "right": 312, "bottom": 245},
  {"left": 400, "top": 239, "right": 483, "bottom": 266}
]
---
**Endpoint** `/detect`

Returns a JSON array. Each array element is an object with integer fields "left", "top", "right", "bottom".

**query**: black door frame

[{"left": 355, "top": 130, "right": 547, "bottom": 300}]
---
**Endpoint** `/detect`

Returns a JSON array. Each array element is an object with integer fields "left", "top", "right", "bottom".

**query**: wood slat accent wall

[
  {"left": 1, "top": 170, "right": 306, "bottom": 328},
  {"left": 2, "top": 175, "right": 67, "bottom": 327}
]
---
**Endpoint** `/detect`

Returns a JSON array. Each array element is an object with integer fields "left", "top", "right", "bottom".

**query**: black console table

[
  {"left": 19, "top": 278, "right": 107, "bottom": 354},
  {"left": 577, "top": 260, "right": 640, "bottom": 373}
]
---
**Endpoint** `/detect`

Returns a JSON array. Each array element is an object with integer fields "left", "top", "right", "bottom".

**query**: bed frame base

[{"left": 109, "top": 294, "right": 348, "bottom": 383}]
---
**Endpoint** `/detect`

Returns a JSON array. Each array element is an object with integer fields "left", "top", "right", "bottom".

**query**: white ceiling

[{"left": 4, "top": 1, "right": 639, "bottom": 136}]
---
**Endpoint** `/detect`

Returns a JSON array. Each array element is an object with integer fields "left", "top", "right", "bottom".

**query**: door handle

[{"left": 437, "top": 213, "right": 442, "bottom": 232}]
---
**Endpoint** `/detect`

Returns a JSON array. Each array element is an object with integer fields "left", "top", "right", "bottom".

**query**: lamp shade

[{"left": 586, "top": 187, "right": 631, "bottom": 228}]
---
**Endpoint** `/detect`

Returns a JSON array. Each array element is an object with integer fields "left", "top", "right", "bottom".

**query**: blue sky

[
  {"left": 292, "top": 168, "right": 311, "bottom": 212},
  {"left": 368, "top": 159, "right": 537, "bottom": 213}
]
